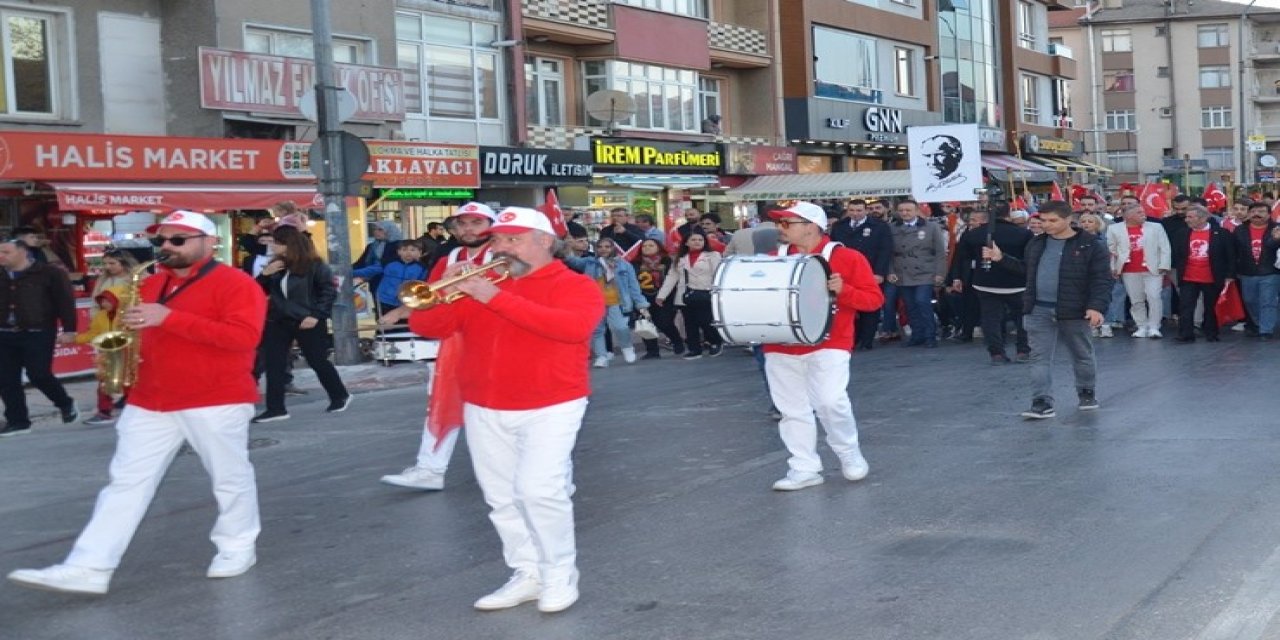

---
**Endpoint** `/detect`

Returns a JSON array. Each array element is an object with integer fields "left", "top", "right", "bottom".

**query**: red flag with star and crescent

[
  {"left": 1203, "top": 182, "right": 1227, "bottom": 213},
  {"left": 1049, "top": 182, "right": 1065, "bottom": 202},
  {"left": 538, "top": 188, "right": 569, "bottom": 239},
  {"left": 1140, "top": 183, "right": 1170, "bottom": 219}
]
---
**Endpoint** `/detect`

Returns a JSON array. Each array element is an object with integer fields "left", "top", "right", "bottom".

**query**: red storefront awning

[{"left": 47, "top": 182, "right": 323, "bottom": 214}]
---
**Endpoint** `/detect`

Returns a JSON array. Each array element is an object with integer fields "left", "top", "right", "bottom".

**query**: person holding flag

[{"left": 376, "top": 202, "right": 498, "bottom": 492}]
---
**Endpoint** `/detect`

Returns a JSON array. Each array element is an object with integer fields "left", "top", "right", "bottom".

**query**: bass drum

[{"left": 711, "top": 254, "right": 833, "bottom": 345}]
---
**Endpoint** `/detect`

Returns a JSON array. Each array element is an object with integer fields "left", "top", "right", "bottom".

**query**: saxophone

[{"left": 92, "top": 257, "right": 163, "bottom": 395}]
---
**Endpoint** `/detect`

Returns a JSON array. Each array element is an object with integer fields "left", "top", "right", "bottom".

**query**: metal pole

[{"left": 310, "top": 0, "right": 361, "bottom": 365}]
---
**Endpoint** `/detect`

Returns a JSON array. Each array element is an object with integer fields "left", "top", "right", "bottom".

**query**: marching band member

[
  {"left": 378, "top": 202, "right": 497, "bottom": 491},
  {"left": 407, "top": 207, "right": 603, "bottom": 613},
  {"left": 762, "top": 202, "right": 885, "bottom": 491}
]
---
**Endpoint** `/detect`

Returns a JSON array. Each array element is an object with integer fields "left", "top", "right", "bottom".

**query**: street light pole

[{"left": 310, "top": 0, "right": 361, "bottom": 365}]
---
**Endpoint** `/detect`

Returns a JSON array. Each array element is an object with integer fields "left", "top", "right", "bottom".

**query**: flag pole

[{"left": 1011, "top": 132, "right": 1032, "bottom": 197}]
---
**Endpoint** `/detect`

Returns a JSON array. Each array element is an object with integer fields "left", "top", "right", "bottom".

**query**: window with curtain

[{"left": 395, "top": 11, "right": 502, "bottom": 120}]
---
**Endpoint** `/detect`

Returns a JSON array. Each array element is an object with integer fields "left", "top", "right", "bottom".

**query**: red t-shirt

[
  {"left": 1250, "top": 225, "right": 1266, "bottom": 263},
  {"left": 1122, "top": 226, "right": 1146, "bottom": 274},
  {"left": 1183, "top": 228, "right": 1214, "bottom": 284}
]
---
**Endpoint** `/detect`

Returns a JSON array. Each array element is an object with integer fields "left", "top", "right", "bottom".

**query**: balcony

[
  {"left": 708, "top": 20, "right": 771, "bottom": 68},
  {"left": 1252, "top": 40, "right": 1280, "bottom": 63},
  {"left": 1049, "top": 42, "right": 1074, "bottom": 59},
  {"left": 522, "top": 0, "right": 614, "bottom": 45}
]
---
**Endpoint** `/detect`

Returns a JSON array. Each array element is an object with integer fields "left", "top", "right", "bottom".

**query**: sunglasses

[
  {"left": 775, "top": 219, "right": 812, "bottom": 228},
  {"left": 149, "top": 234, "right": 207, "bottom": 248}
]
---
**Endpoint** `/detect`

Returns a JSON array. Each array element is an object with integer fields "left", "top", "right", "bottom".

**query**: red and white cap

[
  {"left": 453, "top": 202, "right": 497, "bottom": 221},
  {"left": 146, "top": 210, "right": 218, "bottom": 236},
  {"left": 768, "top": 201, "right": 827, "bottom": 227},
  {"left": 487, "top": 207, "right": 555, "bottom": 235}
]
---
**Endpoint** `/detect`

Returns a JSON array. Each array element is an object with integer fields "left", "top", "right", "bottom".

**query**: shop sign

[
  {"left": 863, "top": 107, "right": 905, "bottom": 143},
  {"left": 723, "top": 144, "right": 798, "bottom": 175},
  {"left": 380, "top": 188, "right": 476, "bottom": 199},
  {"left": 1021, "top": 134, "right": 1077, "bottom": 156},
  {"left": 591, "top": 138, "right": 721, "bottom": 173},
  {"left": 1259, "top": 169, "right": 1276, "bottom": 183},
  {"left": 198, "top": 47, "right": 405, "bottom": 122},
  {"left": 0, "top": 131, "right": 313, "bottom": 182},
  {"left": 362, "top": 142, "right": 479, "bottom": 188},
  {"left": 979, "top": 127, "right": 1006, "bottom": 152},
  {"left": 479, "top": 147, "right": 593, "bottom": 183}
]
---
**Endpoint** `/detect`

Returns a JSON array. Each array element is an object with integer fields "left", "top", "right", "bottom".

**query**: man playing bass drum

[{"left": 763, "top": 202, "right": 885, "bottom": 491}]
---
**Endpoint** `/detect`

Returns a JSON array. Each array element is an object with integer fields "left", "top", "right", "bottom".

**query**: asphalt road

[{"left": 4, "top": 335, "right": 1280, "bottom": 640}]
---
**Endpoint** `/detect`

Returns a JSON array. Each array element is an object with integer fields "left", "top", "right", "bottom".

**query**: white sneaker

[
  {"left": 621, "top": 347, "right": 637, "bottom": 364},
  {"left": 1091, "top": 326, "right": 1101, "bottom": 338},
  {"left": 839, "top": 451, "right": 870, "bottom": 482},
  {"left": 1132, "top": 327, "right": 1149, "bottom": 338},
  {"left": 605, "top": 352, "right": 615, "bottom": 361},
  {"left": 538, "top": 571, "right": 580, "bottom": 613},
  {"left": 8, "top": 564, "right": 112, "bottom": 595},
  {"left": 771, "top": 470, "right": 824, "bottom": 491},
  {"left": 207, "top": 549, "right": 256, "bottom": 578},
  {"left": 592, "top": 356, "right": 608, "bottom": 368},
  {"left": 1148, "top": 328, "right": 1162, "bottom": 339},
  {"left": 474, "top": 571, "right": 541, "bottom": 610},
  {"left": 1098, "top": 325, "right": 1113, "bottom": 338},
  {"left": 379, "top": 466, "right": 445, "bottom": 490}
]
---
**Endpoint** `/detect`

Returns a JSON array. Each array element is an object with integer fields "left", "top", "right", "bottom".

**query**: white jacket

[
  {"left": 1106, "top": 221, "right": 1171, "bottom": 275},
  {"left": 657, "top": 252, "right": 721, "bottom": 306}
]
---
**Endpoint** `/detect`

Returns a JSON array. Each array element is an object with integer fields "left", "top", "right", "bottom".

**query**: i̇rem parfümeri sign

[{"left": 591, "top": 138, "right": 722, "bottom": 173}]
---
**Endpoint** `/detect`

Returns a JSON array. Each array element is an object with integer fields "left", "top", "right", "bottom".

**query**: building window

[
  {"left": 1104, "top": 70, "right": 1135, "bottom": 92},
  {"left": 1201, "top": 106, "right": 1232, "bottom": 129},
  {"left": 0, "top": 8, "right": 72, "bottom": 117},
  {"left": 525, "top": 57, "right": 564, "bottom": 127},
  {"left": 1017, "top": 1, "right": 1040, "bottom": 50},
  {"left": 1106, "top": 150, "right": 1139, "bottom": 172},
  {"left": 1105, "top": 109, "right": 1135, "bottom": 131},
  {"left": 1021, "top": 74, "right": 1040, "bottom": 123},
  {"left": 244, "top": 26, "right": 367, "bottom": 63},
  {"left": 614, "top": 0, "right": 708, "bottom": 18},
  {"left": 939, "top": 0, "right": 1000, "bottom": 127},
  {"left": 1157, "top": 66, "right": 1170, "bottom": 78},
  {"left": 1199, "top": 65, "right": 1230, "bottom": 89},
  {"left": 894, "top": 47, "right": 915, "bottom": 96},
  {"left": 1198, "top": 24, "right": 1229, "bottom": 48},
  {"left": 1100, "top": 28, "right": 1132, "bottom": 52},
  {"left": 813, "top": 26, "right": 879, "bottom": 103},
  {"left": 396, "top": 11, "right": 502, "bottom": 120},
  {"left": 699, "top": 76, "right": 721, "bottom": 121},
  {"left": 1204, "top": 146, "right": 1234, "bottom": 169},
  {"left": 582, "top": 60, "right": 701, "bottom": 133}
]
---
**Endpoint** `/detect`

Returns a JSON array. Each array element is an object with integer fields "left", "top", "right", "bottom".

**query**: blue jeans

[
  {"left": 900, "top": 284, "right": 937, "bottom": 343},
  {"left": 1240, "top": 274, "right": 1280, "bottom": 334},
  {"left": 592, "top": 305, "right": 633, "bottom": 356},
  {"left": 879, "top": 283, "right": 900, "bottom": 334},
  {"left": 1105, "top": 280, "right": 1127, "bottom": 325}
]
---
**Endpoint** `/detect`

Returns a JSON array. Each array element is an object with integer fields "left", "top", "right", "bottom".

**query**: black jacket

[
  {"left": 831, "top": 216, "right": 893, "bottom": 277},
  {"left": 996, "top": 231, "right": 1112, "bottom": 319},
  {"left": 950, "top": 220, "right": 1033, "bottom": 289},
  {"left": 600, "top": 223, "right": 645, "bottom": 248},
  {"left": 258, "top": 260, "right": 337, "bottom": 324},
  {"left": 1232, "top": 222, "right": 1280, "bottom": 277},
  {"left": 0, "top": 261, "right": 76, "bottom": 331},
  {"left": 1171, "top": 223, "right": 1235, "bottom": 282}
]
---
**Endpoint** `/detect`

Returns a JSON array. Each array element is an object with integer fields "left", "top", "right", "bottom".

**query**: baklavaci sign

[
  {"left": 480, "top": 147, "right": 593, "bottom": 183},
  {"left": 591, "top": 138, "right": 721, "bottom": 173}
]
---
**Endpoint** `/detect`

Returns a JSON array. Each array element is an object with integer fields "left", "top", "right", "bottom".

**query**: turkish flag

[
  {"left": 1141, "top": 183, "right": 1170, "bottom": 218},
  {"left": 537, "top": 188, "right": 569, "bottom": 239},
  {"left": 1270, "top": 200, "right": 1280, "bottom": 223},
  {"left": 1070, "top": 184, "right": 1089, "bottom": 203},
  {"left": 1049, "top": 181, "right": 1065, "bottom": 202},
  {"left": 1203, "top": 182, "right": 1227, "bottom": 213},
  {"left": 618, "top": 239, "right": 642, "bottom": 262},
  {"left": 1013, "top": 196, "right": 1028, "bottom": 210}
]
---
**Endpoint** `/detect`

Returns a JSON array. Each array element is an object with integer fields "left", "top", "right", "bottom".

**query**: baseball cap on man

[
  {"left": 454, "top": 202, "right": 497, "bottom": 221},
  {"left": 146, "top": 210, "right": 218, "bottom": 236},
  {"left": 487, "top": 207, "right": 554, "bottom": 235},
  {"left": 768, "top": 201, "right": 827, "bottom": 227}
]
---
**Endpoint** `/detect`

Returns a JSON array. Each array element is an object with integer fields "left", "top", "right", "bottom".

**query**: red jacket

[
  {"left": 129, "top": 259, "right": 266, "bottom": 411},
  {"left": 409, "top": 260, "right": 604, "bottom": 410},
  {"left": 764, "top": 238, "right": 884, "bottom": 355}
]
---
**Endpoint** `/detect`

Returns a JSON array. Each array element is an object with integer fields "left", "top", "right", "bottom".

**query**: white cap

[
  {"left": 768, "top": 201, "right": 827, "bottom": 227},
  {"left": 146, "top": 210, "right": 218, "bottom": 236},
  {"left": 486, "top": 207, "right": 554, "bottom": 235},
  {"left": 453, "top": 202, "right": 497, "bottom": 221}
]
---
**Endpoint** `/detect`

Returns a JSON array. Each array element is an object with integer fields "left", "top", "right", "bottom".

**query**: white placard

[{"left": 908, "top": 124, "right": 983, "bottom": 203}]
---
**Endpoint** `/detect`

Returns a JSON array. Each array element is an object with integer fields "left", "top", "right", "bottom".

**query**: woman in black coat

[{"left": 254, "top": 226, "right": 350, "bottom": 422}]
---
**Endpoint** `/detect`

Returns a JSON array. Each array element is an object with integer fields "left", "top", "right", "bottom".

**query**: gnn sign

[{"left": 864, "top": 107, "right": 904, "bottom": 133}]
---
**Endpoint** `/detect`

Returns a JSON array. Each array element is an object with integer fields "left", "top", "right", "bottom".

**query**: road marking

[{"left": 1197, "top": 542, "right": 1280, "bottom": 640}]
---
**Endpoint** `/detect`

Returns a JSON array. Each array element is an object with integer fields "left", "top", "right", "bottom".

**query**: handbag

[
  {"left": 632, "top": 316, "right": 659, "bottom": 340},
  {"left": 681, "top": 266, "right": 712, "bottom": 304}
]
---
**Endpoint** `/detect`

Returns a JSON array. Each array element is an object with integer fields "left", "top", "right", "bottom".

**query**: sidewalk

[{"left": 22, "top": 361, "right": 431, "bottom": 426}]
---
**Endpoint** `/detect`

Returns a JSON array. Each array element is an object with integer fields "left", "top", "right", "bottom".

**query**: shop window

[
  {"left": 526, "top": 57, "right": 565, "bottom": 127},
  {"left": 395, "top": 11, "right": 502, "bottom": 120},
  {"left": 243, "top": 26, "right": 367, "bottom": 63},
  {"left": 0, "top": 8, "right": 72, "bottom": 118}
]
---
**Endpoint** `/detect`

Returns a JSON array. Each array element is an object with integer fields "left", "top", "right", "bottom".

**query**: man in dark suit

[{"left": 831, "top": 199, "right": 893, "bottom": 350}]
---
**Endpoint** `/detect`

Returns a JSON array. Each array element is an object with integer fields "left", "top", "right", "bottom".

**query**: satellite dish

[{"left": 585, "top": 90, "right": 637, "bottom": 130}]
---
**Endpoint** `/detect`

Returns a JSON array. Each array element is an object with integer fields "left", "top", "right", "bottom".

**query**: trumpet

[{"left": 397, "top": 258, "right": 510, "bottom": 310}]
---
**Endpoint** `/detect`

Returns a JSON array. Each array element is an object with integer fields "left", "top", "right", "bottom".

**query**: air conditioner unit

[{"left": 1159, "top": 107, "right": 1173, "bottom": 118}]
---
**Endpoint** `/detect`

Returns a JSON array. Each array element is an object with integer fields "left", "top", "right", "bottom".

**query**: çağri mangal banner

[{"left": 907, "top": 123, "right": 983, "bottom": 203}]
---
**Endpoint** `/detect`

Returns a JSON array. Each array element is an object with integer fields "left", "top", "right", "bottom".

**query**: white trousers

[
  {"left": 1121, "top": 272, "right": 1164, "bottom": 331},
  {"left": 464, "top": 398, "right": 586, "bottom": 583},
  {"left": 66, "top": 403, "right": 260, "bottom": 571},
  {"left": 414, "top": 423, "right": 460, "bottom": 473},
  {"left": 764, "top": 350, "right": 860, "bottom": 474}
]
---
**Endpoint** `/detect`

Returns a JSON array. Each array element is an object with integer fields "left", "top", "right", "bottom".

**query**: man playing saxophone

[{"left": 8, "top": 211, "right": 268, "bottom": 595}]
